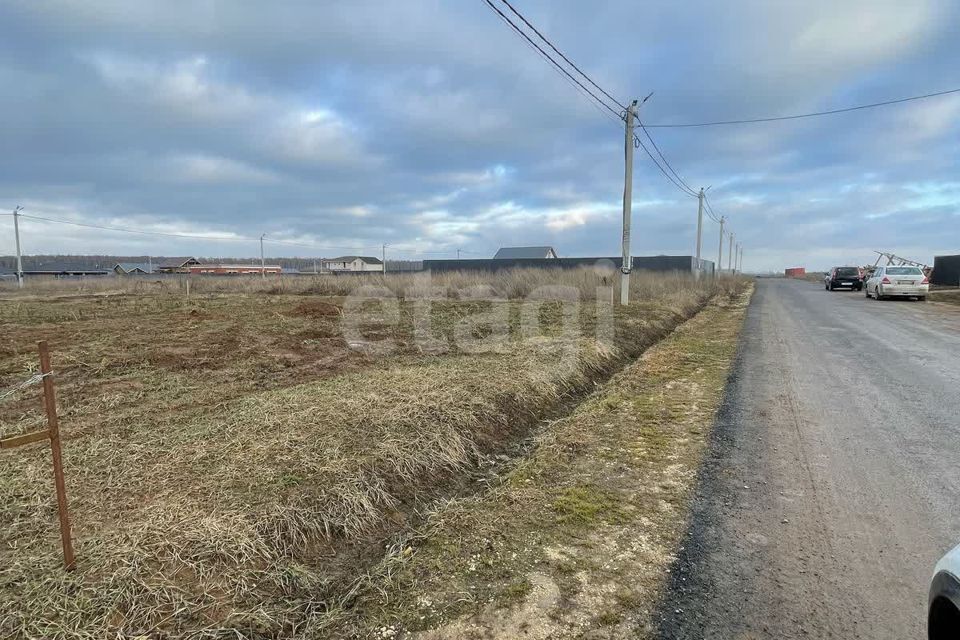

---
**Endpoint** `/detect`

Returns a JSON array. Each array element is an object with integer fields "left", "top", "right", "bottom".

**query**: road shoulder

[{"left": 318, "top": 285, "right": 753, "bottom": 638}]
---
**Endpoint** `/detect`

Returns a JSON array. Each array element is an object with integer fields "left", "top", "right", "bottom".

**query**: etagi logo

[{"left": 340, "top": 262, "right": 620, "bottom": 379}]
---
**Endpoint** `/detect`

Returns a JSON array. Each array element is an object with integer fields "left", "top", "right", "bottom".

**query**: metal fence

[{"left": 932, "top": 255, "right": 960, "bottom": 286}]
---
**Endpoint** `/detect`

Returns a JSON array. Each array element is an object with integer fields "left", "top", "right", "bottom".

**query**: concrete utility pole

[
  {"left": 695, "top": 188, "right": 705, "bottom": 279},
  {"left": 620, "top": 99, "right": 638, "bottom": 305},
  {"left": 12, "top": 206, "right": 24, "bottom": 289},
  {"left": 260, "top": 234, "right": 266, "bottom": 279},
  {"left": 717, "top": 216, "right": 725, "bottom": 277},
  {"left": 382, "top": 244, "right": 387, "bottom": 274},
  {"left": 728, "top": 232, "right": 734, "bottom": 273},
  {"left": 739, "top": 246, "right": 744, "bottom": 273},
  {"left": 457, "top": 248, "right": 461, "bottom": 260}
]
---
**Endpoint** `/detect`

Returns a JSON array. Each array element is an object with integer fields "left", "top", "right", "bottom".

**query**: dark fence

[
  {"left": 423, "top": 255, "right": 712, "bottom": 274},
  {"left": 932, "top": 255, "right": 960, "bottom": 286}
]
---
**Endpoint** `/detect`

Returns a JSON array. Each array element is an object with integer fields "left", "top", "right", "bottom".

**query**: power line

[
  {"left": 480, "top": 1, "right": 702, "bottom": 199},
  {"left": 18, "top": 214, "right": 250, "bottom": 242},
  {"left": 633, "top": 133, "right": 697, "bottom": 199},
  {"left": 704, "top": 196, "right": 725, "bottom": 225},
  {"left": 496, "top": 0, "right": 624, "bottom": 110},
  {"left": 637, "top": 122, "right": 698, "bottom": 197},
  {"left": 644, "top": 87, "right": 960, "bottom": 128},
  {"left": 17, "top": 213, "right": 383, "bottom": 252},
  {"left": 480, "top": 0, "right": 623, "bottom": 120}
]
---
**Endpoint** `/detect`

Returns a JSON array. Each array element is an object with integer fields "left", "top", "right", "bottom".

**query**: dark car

[{"left": 824, "top": 266, "right": 863, "bottom": 291}]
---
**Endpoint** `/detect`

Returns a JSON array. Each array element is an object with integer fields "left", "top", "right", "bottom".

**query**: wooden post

[{"left": 38, "top": 341, "right": 75, "bottom": 571}]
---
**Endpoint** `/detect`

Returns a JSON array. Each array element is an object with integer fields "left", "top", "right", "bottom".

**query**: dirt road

[{"left": 657, "top": 278, "right": 960, "bottom": 639}]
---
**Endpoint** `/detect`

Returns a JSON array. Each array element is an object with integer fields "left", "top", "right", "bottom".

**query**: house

[
  {"left": 114, "top": 262, "right": 154, "bottom": 275},
  {"left": 0, "top": 267, "right": 15, "bottom": 281},
  {"left": 493, "top": 246, "right": 558, "bottom": 259},
  {"left": 157, "top": 257, "right": 202, "bottom": 273},
  {"left": 188, "top": 264, "right": 282, "bottom": 275},
  {"left": 320, "top": 256, "right": 384, "bottom": 272}
]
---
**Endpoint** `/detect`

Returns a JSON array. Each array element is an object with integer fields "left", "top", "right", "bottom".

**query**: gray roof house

[
  {"left": 114, "top": 262, "right": 154, "bottom": 275},
  {"left": 493, "top": 246, "right": 558, "bottom": 259},
  {"left": 157, "top": 257, "right": 201, "bottom": 273}
]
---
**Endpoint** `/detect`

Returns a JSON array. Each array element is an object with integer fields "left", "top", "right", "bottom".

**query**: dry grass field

[{"left": 0, "top": 269, "right": 745, "bottom": 638}]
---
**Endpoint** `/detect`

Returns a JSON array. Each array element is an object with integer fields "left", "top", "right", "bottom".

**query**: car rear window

[
  {"left": 836, "top": 268, "right": 859, "bottom": 276},
  {"left": 885, "top": 267, "right": 923, "bottom": 275}
]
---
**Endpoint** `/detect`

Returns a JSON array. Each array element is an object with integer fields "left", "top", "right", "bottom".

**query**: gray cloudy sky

[{"left": 1, "top": 0, "right": 958, "bottom": 270}]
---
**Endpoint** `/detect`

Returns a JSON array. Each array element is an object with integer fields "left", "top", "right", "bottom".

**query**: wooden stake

[{"left": 38, "top": 341, "right": 75, "bottom": 571}]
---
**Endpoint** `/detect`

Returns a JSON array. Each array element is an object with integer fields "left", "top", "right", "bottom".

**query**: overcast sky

[{"left": 1, "top": 0, "right": 958, "bottom": 271}]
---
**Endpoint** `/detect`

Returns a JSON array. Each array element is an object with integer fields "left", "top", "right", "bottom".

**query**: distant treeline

[{"left": 0, "top": 255, "right": 423, "bottom": 272}]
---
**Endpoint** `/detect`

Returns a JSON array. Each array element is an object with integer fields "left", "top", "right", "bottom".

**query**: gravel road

[{"left": 657, "top": 278, "right": 960, "bottom": 639}]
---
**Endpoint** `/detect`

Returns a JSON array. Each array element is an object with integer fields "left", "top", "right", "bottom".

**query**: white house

[{"left": 321, "top": 256, "right": 384, "bottom": 272}]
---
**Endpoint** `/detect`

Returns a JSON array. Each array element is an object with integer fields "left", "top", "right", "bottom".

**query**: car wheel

[
  {"left": 865, "top": 287, "right": 871, "bottom": 298},
  {"left": 917, "top": 296, "right": 926, "bottom": 302},
  {"left": 875, "top": 287, "right": 883, "bottom": 300}
]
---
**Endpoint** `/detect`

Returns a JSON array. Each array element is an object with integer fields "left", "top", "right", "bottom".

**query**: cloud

[
  {"left": 160, "top": 153, "right": 281, "bottom": 185},
  {"left": 0, "top": 0, "right": 958, "bottom": 269}
]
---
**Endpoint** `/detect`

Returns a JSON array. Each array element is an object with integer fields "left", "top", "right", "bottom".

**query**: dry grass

[
  {"left": 0, "top": 269, "right": 745, "bottom": 638},
  {"left": 330, "top": 283, "right": 754, "bottom": 639},
  {"left": 4, "top": 267, "right": 707, "bottom": 301}
]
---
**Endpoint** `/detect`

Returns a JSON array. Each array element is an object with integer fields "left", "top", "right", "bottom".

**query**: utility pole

[
  {"left": 260, "top": 234, "right": 266, "bottom": 280},
  {"left": 728, "top": 232, "right": 734, "bottom": 273},
  {"left": 695, "top": 188, "right": 704, "bottom": 279},
  {"left": 717, "top": 216, "right": 725, "bottom": 278},
  {"left": 457, "top": 248, "right": 461, "bottom": 260},
  {"left": 382, "top": 243, "right": 387, "bottom": 274},
  {"left": 148, "top": 255, "right": 152, "bottom": 274},
  {"left": 739, "top": 246, "right": 744, "bottom": 273},
  {"left": 620, "top": 99, "right": 638, "bottom": 305},
  {"left": 12, "top": 206, "right": 24, "bottom": 289}
]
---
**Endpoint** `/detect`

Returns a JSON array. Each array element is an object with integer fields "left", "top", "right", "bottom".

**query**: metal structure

[{"left": 872, "top": 251, "right": 930, "bottom": 270}]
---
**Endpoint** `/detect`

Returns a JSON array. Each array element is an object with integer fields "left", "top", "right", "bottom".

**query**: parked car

[
  {"left": 929, "top": 544, "right": 960, "bottom": 639},
  {"left": 824, "top": 266, "right": 863, "bottom": 291},
  {"left": 864, "top": 266, "right": 929, "bottom": 300}
]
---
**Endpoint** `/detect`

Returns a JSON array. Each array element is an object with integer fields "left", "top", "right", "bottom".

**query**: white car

[
  {"left": 864, "top": 265, "right": 929, "bottom": 301},
  {"left": 929, "top": 544, "right": 960, "bottom": 638}
]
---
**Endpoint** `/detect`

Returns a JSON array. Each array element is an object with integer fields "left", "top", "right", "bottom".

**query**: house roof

[
  {"left": 323, "top": 256, "right": 383, "bottom": 264},
  {"left": 190, "top": 264, "right": 282, "bottom": 269},
  {"left": 114, "top": 262, "right": 154, "bottom": 273},
  {"left": 493, "top": 246, "right": 557, "bottom": 259},
  {"left": 158, "top": 257, "right": 200, "bottom": 268}
]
